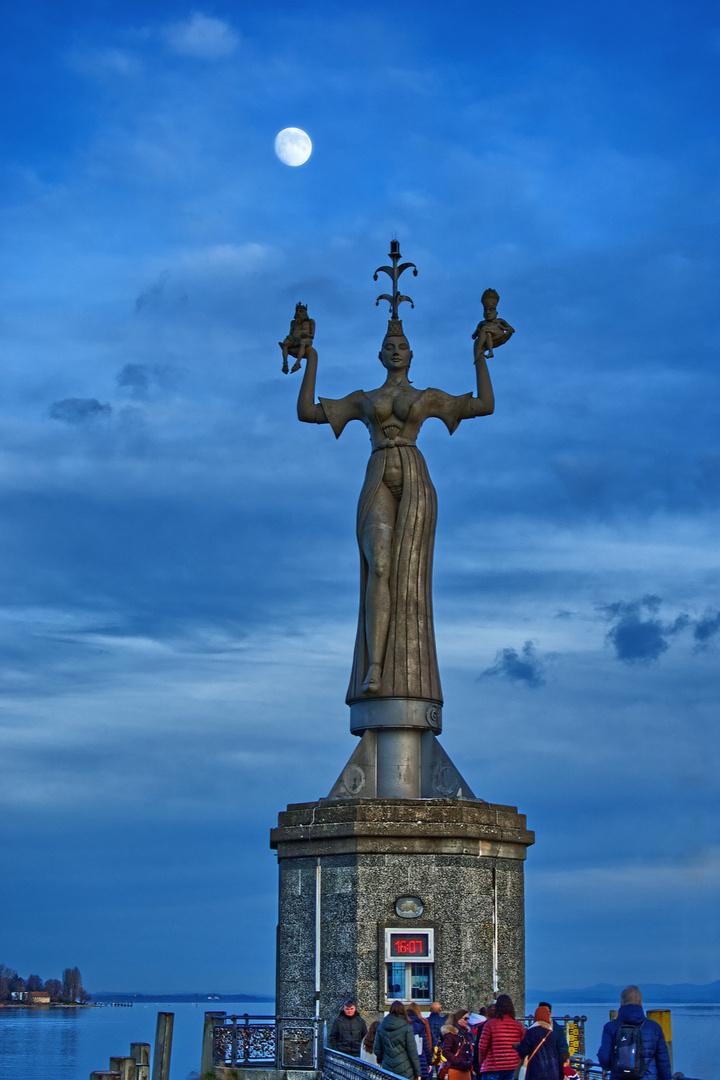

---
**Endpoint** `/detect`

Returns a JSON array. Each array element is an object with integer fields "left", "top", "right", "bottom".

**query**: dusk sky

[{"left": 1, "top": 0, "right": 718, "bottom": 997}]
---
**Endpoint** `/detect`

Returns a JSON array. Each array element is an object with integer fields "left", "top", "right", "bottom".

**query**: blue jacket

[
  {"left": 411, "top": 1014, "right": 432, "bottom": 1080},
  {"left": 598, "top": 1005, "right": 671, "bottom": 1080},
  {"left": 428, "top": 1012, "right": 447, "bottom": 1049}
]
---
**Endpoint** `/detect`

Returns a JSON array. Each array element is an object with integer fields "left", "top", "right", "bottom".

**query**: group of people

[{"left": 327, "top": 985, "right": 672, "bottom": 1080}]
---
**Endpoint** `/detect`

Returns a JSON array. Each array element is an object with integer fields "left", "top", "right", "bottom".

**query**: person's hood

[
  {"left": 382, "top": 1013, "right": 412, "bottom": 1032},
  {"left": 618, "top": 1004, "right": 646, "bottom": 1025}
]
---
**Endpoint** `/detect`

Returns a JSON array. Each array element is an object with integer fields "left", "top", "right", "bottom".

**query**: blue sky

[{"left": 1, "top": 0, "right": 718, "bottom": 997}]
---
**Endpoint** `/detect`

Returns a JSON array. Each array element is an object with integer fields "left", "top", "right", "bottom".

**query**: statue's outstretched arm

[
  {"left": 469, "top": 349, "right": 495, "bottom": 417},
  {"left": 296, "top": 347, "right": 328, "bottom": 424}
]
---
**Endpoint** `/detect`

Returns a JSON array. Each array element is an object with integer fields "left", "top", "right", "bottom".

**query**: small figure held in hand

[
  {"left": 280, "top": 302, "right": 315, "bottom": 373},
  {"left": 472, "top": 288, "right": 515, "bottom": 359}
]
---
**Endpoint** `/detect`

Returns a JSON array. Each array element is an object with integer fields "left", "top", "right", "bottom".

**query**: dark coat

[
  {"left": 442, "top": 1028, "right": 475, "bottom": 1072},
  {"left": 429, "top": 1012, "right": 448, "bottom": 1049},
  {"left": 374, "top": 1013, "right": 422, "bottom": 1080},
  {"left": 598, "top": 1005, "right": 671, "bottom": 1080},
  {"left": 515, "top": 1024, "right": 561, "bottom": 1080},
  {"left": 551, "top": 1021, "right": 569, "bottom": 1063},
  {"left": 328, "top": 1010, "right": 368, "bottom": 1056},
  {"left": 411, "top": 1014, "right": 433, "bottom": 1080}
]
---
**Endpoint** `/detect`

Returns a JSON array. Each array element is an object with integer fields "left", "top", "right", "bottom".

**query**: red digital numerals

[{"left": 391, "top": 937, "right": 427, "bottom": 956}]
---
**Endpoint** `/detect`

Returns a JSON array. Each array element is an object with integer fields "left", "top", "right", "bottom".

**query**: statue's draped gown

[{"left": 320, "top": 386, "right": 472, "bottom": 706}]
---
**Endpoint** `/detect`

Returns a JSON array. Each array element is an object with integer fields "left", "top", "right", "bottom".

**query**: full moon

[{"left": 274, "top": 127, "right": 312, "bottom": 167}]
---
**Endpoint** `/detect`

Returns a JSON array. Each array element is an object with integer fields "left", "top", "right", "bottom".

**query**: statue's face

[{"left": 379, "top": 334, "right": 412, "bottom": 370}]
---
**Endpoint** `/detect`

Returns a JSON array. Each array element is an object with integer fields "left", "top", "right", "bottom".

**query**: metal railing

[
  {"left": 209, "top": 1013, "right": 322, "bottom": 1070},
  {"left": 205, "top": 1012, "right": 592, "bottom": 1076},
  {"left": 323, "top": 1047, "right": 411, "bottom": 1080}
]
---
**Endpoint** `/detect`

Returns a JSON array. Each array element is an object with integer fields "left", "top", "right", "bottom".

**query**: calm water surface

[
  {"left": 0, "top": 999, "right": 272, "bottom": 1080},
  {"left": 0, "top": 1000, "right": 716, "bottom": 1080}
]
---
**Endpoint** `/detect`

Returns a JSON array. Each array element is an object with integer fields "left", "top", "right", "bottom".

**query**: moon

[{"left": 274, "top": 127, "right": 312, "bottom": 167}]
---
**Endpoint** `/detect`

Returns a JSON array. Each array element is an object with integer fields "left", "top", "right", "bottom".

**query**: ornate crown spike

[
  {"left": 384, "top": 319, "right": 404, "bottom": 338},
  {"left": 374, "top": 239, "right": 418, "bottom": 320}
]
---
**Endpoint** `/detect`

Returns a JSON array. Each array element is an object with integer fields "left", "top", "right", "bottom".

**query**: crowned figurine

[
  {"left": 279, "top": 302, "right": 315, "bottom": 374},
  {"left": 472, "top": 288, "right": 515, "bottom": 359}
]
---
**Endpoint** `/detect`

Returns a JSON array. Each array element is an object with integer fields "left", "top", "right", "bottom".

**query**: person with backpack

[{"left": 597, "top": 985, "right": 671, "bottom": 1080}]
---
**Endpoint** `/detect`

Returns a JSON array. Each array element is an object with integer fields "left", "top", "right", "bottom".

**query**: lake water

[
  {"left": 0, "top": 999, "right": 271, "bottom": 1080},
  {"left": 0, "top": 1000, "right": 716, "bottom": 1080}
]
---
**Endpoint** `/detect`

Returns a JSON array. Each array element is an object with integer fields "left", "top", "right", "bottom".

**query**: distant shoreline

[
  {"left": 90, "top": 993, "right": 275, "bottom": 1004},
  {"left": 0, "top": 1003, "right": 94, "bottom": 1010},
  {"left": 527, "top": 982, "right": 720, "bottom": 1005}
]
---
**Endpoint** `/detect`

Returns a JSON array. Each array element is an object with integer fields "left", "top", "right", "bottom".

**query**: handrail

[{"left": 323, "top": 1046, "right": 411, "bottom": 1080}]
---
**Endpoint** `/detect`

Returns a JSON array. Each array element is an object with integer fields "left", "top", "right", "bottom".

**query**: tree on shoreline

[{"left": 1, "top": 963, "right": 89, "bottom": 1003}]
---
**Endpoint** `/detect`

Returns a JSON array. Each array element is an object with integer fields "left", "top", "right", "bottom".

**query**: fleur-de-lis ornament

[{"left": 374, "top": 239, "right": 418, "bottom": 320}]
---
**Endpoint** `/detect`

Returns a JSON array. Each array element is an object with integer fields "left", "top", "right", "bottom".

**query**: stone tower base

[{"left": 270, "top": 798, "right": 534, "bottom": 1019}]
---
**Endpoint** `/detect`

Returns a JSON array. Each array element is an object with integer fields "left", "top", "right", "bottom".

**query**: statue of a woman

[{"left": 297, "top": 316, "right": 496, "bottom": 707}]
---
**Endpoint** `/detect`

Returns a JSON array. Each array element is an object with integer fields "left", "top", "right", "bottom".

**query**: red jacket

[{"left": 477, "top": 1016, "right": 526, "bottom": 1073}]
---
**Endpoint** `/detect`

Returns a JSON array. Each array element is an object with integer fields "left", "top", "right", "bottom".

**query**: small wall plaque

[{"left": 394, "top": 896, "right": 424, "bottom": 918}]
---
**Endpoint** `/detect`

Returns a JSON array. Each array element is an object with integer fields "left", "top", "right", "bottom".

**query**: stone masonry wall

[{"left": 273, "top": 799, "right": 532, "bottom": 1022}]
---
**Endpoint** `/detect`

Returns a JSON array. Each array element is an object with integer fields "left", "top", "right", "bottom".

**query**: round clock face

[{"left": 395, "top": 896, "right": 424, "bottom": 918}]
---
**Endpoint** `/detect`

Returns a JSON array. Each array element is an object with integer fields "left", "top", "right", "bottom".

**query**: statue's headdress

[
  {"left": 481, "top": 288, "right": 499, "bottom": 309},
  {"left": 374, "top": 239, "right": 418, "bottom": 339}
]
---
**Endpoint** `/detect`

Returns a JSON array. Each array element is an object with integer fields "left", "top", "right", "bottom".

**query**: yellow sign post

[{"left": 646, "top": 1010, "right": 672, "bottom": 1072}]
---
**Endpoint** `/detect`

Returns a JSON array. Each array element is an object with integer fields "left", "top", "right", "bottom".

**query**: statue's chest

[{"left": 371, "top": 388, "right": 420, "bottom": 425}]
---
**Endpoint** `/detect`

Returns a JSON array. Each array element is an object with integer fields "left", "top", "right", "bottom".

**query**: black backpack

[{"left": 611, "top": 1020, "right": 647, "bottom": 1080}]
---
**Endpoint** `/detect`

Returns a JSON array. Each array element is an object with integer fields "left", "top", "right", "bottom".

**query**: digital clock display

[{"left": 389, "top": 933, "right": 430, "bottom": 958}]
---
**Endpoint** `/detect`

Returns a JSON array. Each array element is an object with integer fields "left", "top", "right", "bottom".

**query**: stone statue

[
  {"left": 472, "top": 287, "right": 514, "bottom": 359},
  {"left": 296, "top": 242, "right": 504, "bottom": 708},
  {"left": 280, "top": 302, "right": 315, "bottom": 374}
]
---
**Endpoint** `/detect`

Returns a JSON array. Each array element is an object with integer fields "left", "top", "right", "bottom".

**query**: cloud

[
  {"left": 117, "top": 364, "right": 151, "bottom": 395},
  {"left": 135, "top": 271, "right": 170, "bottom": 313},
  {"left": 66, "top": 47, "right": 142, "bottom": 80},
  {"left": 481, "top": 640, "right": 546, "bottom": 687},
  {"left": 48, "top": 399, "right": 112, "bottom": 424},
  {"left": 599, "top": 596, "right": 690, "bottom": 664},
  {"left": 116, "top": 364, "right": 174, "bottom": 398},
  {"left": 164, "top": 13, "right": 239, "bottom": 59},
  {"left": 693, "top": 608, "right": 720, "bottom": 647},
  {"left": 176, "top": 242, "right": 275, "bottom": 278}
]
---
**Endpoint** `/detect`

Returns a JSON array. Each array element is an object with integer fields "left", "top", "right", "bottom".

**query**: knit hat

[{"left": 534, "top": 1006, "right": 551, "bottom": 1024}]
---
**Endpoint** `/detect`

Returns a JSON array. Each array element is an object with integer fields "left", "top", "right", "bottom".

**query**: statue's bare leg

[
  {"left": 290, "top": 343, "right": 304, "bottom": 374},
  {"left": 360, "top": 481, "right": 396, "bottom": 695}
]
